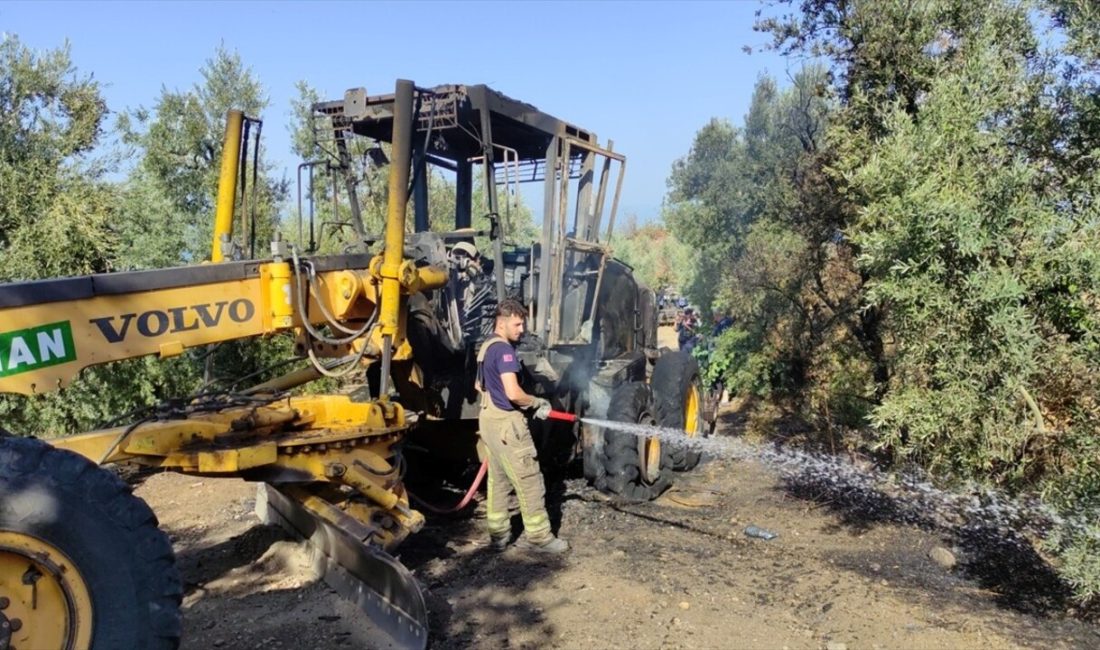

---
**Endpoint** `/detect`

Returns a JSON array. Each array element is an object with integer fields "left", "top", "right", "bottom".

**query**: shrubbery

[{"left": 668, "top": 0, "right": 1100, "bottom": 598}]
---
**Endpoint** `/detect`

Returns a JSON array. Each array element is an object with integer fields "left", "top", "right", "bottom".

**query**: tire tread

[
  {"left": 0, "top": 436, "right": 182, "bottom": 647},
  {"left": 651, "top": 352, "right": 705, "bottom": 471},
  {"left": 593, "top": 382, "right": 671, "bottom": 502}
]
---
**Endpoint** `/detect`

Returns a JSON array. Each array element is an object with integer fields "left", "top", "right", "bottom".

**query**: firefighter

[{"left": 475, "top": 298, "right": 569, "bottom": 553}]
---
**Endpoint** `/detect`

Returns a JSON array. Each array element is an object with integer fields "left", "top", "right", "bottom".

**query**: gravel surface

[
  {"left": 137, "top": 427, "right": 1099, "bottom": 649},
  {"left": 132, "top": 327, "right": 1100, "bottom": 649}
]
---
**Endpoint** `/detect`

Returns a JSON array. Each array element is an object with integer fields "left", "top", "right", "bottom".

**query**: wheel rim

[
  {"left": 0, "top": 531, "right": 94, "bottom": 650},
  {"left": 636, "top": 412, "right": 662, "bottom": 484},
  {"left": 683, "top": 383, "right": 700, "bottom": 437}
]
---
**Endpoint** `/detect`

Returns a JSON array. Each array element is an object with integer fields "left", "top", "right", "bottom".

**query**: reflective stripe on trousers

[{"left": 478, "top": 401, "right": 551, "bottom": 540}]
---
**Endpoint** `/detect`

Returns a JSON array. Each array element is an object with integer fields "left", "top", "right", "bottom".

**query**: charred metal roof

[{"left": 313, "top": 83, "right": 598, "bottom": 165}]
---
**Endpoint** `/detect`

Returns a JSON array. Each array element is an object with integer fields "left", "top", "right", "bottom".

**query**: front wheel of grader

[{"left": 0, "top": 435, "right": 181, "bottom": 650}]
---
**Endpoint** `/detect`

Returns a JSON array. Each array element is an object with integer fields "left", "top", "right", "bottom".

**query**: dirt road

[
  {"left": 131, "top": 326, "right": 1098, "bottom": 649},
  {"left": 137, "top": 417, "right": 1099, "bottom": 649}
]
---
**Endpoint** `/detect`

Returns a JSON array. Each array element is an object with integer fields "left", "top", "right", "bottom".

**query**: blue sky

[{"left": 2, "top": 1, "right": 793, "bottom": 221}]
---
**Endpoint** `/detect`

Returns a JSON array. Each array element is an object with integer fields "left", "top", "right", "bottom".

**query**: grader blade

[{"left": 256, "top": 484, "right": 429, "bottom": 650}]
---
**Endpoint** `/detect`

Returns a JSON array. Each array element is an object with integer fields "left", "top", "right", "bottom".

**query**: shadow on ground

[
  {"left": 777, "top": 447, "right": 1082, "bottom": 620},
  {"left": 173, "top": 523, "right": 290, "bottom": 594},
  {"left": 399, "top": 467, "right": 572, "bottom": 649}
]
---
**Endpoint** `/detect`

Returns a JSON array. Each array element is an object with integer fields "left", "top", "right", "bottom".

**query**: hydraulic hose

[
  {"left": 547, "top": 409, "right": 577, "bottom": 423},
  {"left": 407, "top": 413, "right": 576, "bottom": 514},
  {"left": 408, "top": 460, "right": 488, "bottom": 515}
]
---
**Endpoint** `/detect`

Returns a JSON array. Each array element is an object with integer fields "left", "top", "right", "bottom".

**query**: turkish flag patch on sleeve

[{"left": 503, "top": 354, "right": 514, "bottom": 362}]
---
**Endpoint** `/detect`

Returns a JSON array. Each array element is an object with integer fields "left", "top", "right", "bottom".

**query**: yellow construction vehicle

[{"left": 0, "top": 79, "right": 710, "bottom": 650}]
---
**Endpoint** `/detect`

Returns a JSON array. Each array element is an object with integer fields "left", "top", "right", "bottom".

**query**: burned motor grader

[{"left": 0, "top": 79, "right": 711, "bottom": 650}]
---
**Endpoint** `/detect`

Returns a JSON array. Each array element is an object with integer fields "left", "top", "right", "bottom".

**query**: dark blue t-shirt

[{"left": 481, "top": 340, "right": 521, "bottom": 410}]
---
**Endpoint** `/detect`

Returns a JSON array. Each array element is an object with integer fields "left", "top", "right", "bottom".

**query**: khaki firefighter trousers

[{"left": 478, "top": 402, "right": 552, "bottom": 540}]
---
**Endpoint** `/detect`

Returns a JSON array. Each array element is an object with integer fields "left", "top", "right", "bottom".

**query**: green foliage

[
  {"left": 848, "top": 41, "right": 1054, "bottom": 479},
  {"left": 111, "top": 47, "right": 293, "bottom": 404},
  {"left": 665, "top": 65, "right": 873, "bottom": 427},
  {"left": 0, "top": 36, "right": 136, "bottom": 435},
  {"left": 752, "top": 0, "right": 1100, "bottom": 598},
  {"left": 111, "top": 168, "right": 192, "bottom": 270},
  {"left": 0, "top": 35, "right": 114, "bottom": 280},
  {"left": 0, "top": 357, "right": 201, "bottom": 436},
  {"left": 693, "top": 327, "right": 766, "bottom": 394},
  {"left": 0, "top": 42, "right": 299, "bottom": 437},
  {"left": 1048, "top": 0, "right": 1100, "bottom": 59},
  {"left": 119, "top": 46, "right": 284, "bottom": 262},
  {"left": 757, "top": 1, "right": 1025, "bottom": 133},
  {"left": 610, "top": 217, "right": 693, "bottom": 293}
]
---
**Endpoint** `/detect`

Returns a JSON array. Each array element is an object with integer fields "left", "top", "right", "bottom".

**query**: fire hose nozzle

[{"left": 547, "top": 409, "right": 577, "bottom": 423}]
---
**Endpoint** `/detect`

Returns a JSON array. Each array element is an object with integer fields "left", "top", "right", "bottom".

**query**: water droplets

[{"left": 582, "top": 417, "right": 1092, "bottom": 550}]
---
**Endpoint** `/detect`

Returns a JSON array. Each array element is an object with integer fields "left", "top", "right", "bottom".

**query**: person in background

[
  {"left": 712, "top": 311, "right": 734, "bottom": 337},
  {"left": 676, "top": 307, "right": 700, "bottom": 353}
]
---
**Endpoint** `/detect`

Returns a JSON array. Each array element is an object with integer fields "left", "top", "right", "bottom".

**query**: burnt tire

[
  {"left": 581, "top": 432, "right": 604, "bottom": 484},
  {"left": 592, "top": 382, "right": 672, "bottom": 502},
  {"left": 651, "top": 351, "right": 707, "bottom": 471},
  {"left": 0, "top": 436, "right": 182, "bottom": 649}
]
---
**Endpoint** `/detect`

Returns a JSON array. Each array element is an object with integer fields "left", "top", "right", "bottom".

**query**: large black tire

[
  {"left": 581, "top": 383, "right": 611, "bottom": 485},
  {"left": 591, "top": 382, "right": 672, "bottom": 501},
  {"left": 651, "top": 351, "right": 708, "bottom": 471},
  {"left": 0, "top": 436, "right": 182, "bottom": 649}
]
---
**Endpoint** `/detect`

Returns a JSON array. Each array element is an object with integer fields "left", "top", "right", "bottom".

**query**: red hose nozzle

[{"left": 547, "top": 409, "right": 577, "bottom": 423}]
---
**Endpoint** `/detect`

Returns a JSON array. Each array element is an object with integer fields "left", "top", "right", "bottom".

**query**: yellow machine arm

[
  {"left": 0, "top": 251, "right": 441, "bottom": 395},
  {"left": 0, "top": 102, "right": 445, "bottom": 398},
  {"left": 0, "top": 80, "right": 437, "bottom": 650},
  {"left": 0, "top": 256, "right": 355, "bottom": 394}
]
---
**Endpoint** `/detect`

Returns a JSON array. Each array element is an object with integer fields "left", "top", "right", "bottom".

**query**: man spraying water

[{"left": 475, "top": 299, "right": 569, "bottom": 554}]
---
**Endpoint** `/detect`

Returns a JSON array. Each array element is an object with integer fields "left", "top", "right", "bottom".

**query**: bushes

[{"left": 668, "top": 0, "right": 1100, "bottom": 598}]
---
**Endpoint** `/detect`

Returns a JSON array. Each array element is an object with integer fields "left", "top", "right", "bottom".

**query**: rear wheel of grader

[
  {"left": 651, "top": 351, "right": 708, "bottom": 471},
  {"left": 593, "top": 381, "right": 672, "bottom": 501},
  {"left": 0, "top": 436, "right": 181, "bottom": 650}
]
